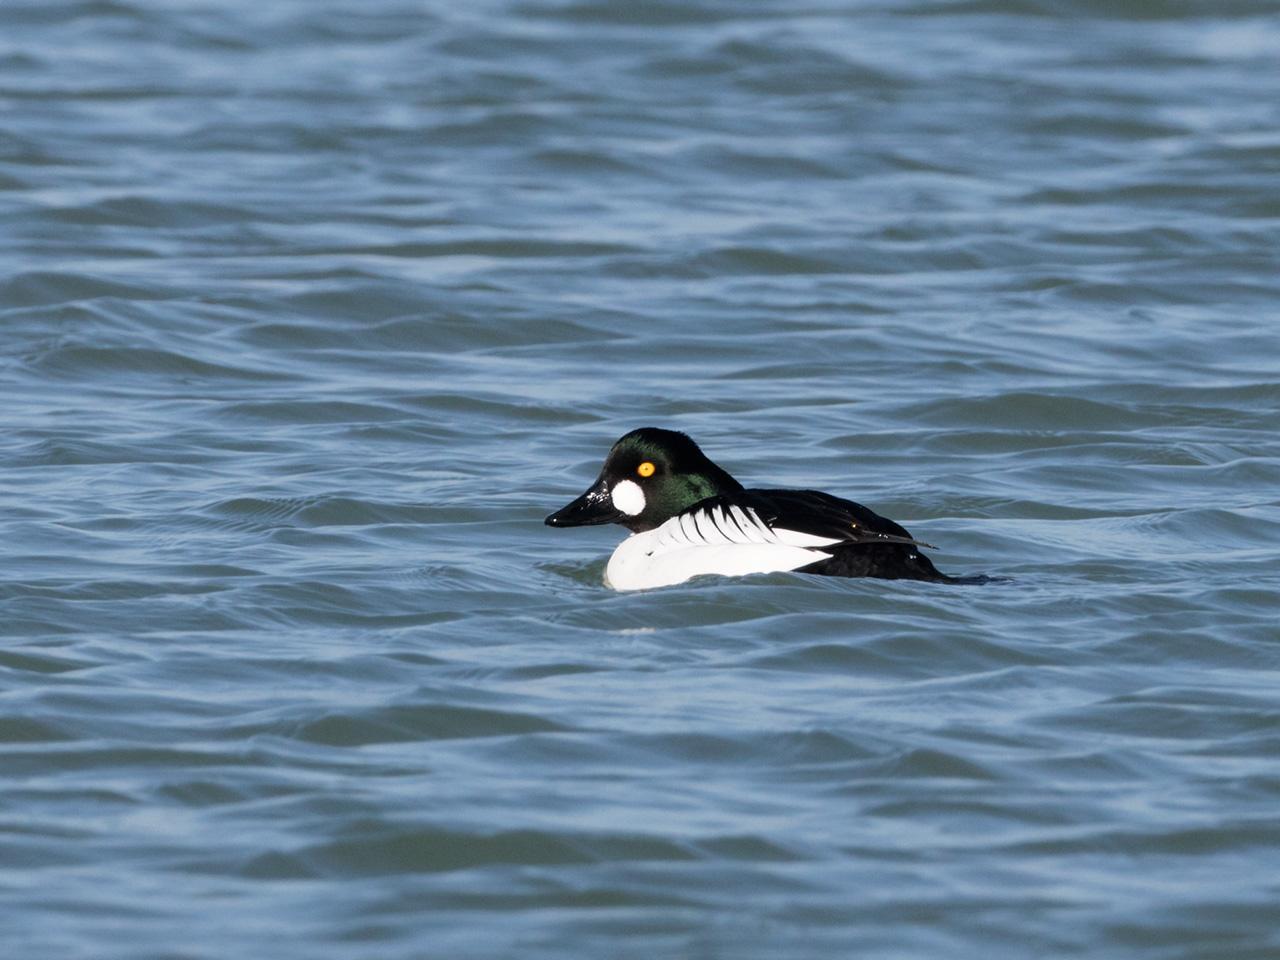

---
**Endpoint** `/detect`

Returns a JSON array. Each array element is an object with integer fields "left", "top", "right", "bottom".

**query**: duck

[{"left": 546, "top": 427, "right": 985, "bottom": 591}]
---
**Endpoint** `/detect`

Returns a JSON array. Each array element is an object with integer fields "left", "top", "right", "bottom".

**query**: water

[{"left": 3, "top": 1, "right": 1279, "bottom": 957}]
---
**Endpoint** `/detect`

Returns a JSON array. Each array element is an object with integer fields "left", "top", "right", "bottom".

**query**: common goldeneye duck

[{"left": 546, "top": 427, "right": 981, "bottom": 591}]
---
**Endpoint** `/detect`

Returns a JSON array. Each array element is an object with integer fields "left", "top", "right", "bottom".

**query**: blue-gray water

[{"left": 3, "top": 1, "right": 1279, "bottom": 957}]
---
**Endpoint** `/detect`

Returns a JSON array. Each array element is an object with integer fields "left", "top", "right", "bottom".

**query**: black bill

[{"left": 545, "top": 477, "right": 623, "bottom": 527}]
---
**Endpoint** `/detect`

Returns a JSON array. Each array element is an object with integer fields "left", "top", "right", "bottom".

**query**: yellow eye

[{"left": 637, "top": 461, "right": 655, "bottom": 478}]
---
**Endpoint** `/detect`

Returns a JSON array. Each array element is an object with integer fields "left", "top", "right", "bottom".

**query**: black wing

[{"left": 728, "top": 488, "right": 935, "bottom": 549}]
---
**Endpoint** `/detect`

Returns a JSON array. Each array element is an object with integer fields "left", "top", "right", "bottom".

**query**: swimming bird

[{"left": 546, "top": 427, "right": 981, "bottom": 591}]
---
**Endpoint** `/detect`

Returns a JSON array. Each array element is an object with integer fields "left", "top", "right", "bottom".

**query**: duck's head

[{"left": 545, "top": 427, "right": 743, "bottom": 533}]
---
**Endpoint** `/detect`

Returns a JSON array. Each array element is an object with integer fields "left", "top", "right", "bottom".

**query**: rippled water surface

[{"left": 3, "top": 1, "right": 1280, "bottom": 957}]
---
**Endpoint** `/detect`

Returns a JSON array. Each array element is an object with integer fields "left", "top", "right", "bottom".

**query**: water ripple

[{"left": 3, "top": 1, "right": 1279, "bottom": 958}]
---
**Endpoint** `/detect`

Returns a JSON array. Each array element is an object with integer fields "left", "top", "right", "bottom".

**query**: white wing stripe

[
  {"left": 771, "top": 525, "right": 844, "bottom": 548},
  {"left": 679, "top": 512, "right": 699, "bottom": 543},
  {"left": 657, "top": 502, "right": 848, "bottom": 551},
  {"left": 714, "top": 508, "right": 738, "bottom": 545},
  {"left": 715, "top": 506, "right": 747, "bottom": 544},
  {"left": 691, "top": 510, "right": 710, "bottom": 543},
  {"left": 690, "top": 507, "right": 729, "bottom": 546},
  {"left": 721, "top": 505, "right": 751, "bottom": 543},
  {"left": 730, "top": 505, "right": 767, "bottom": 543},
  {"left": 708, "top": 507, "right": 727, "bottom": 541}
]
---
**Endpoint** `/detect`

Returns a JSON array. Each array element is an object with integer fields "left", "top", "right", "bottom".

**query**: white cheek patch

[{"left": 610, "top": 479, "right": 646, "bottom": 516}]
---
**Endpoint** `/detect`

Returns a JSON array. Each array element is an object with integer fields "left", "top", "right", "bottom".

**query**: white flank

[
  {"left": 604, "top": 503, "right": 842, "bottom": 591},
  {"left": 610, "top": 479, "right": 646, "bottom": 516}
]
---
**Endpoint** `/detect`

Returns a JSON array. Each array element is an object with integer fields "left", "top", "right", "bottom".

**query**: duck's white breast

[{"left": 603, "top": 504, "right": 839, "bottom": 591}]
